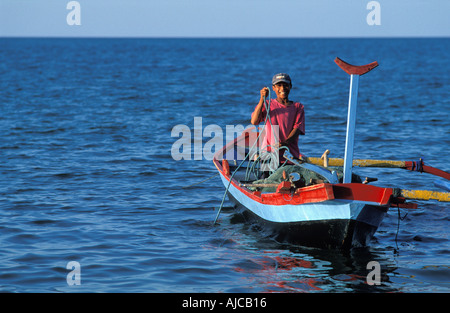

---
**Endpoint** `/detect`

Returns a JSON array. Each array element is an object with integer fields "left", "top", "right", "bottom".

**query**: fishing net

[{"left": 248, "top": 164, "right": 362, "bottom": 193}]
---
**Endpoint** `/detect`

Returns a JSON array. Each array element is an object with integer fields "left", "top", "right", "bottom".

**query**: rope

[
  {"left": 214, "top": 88, "right": 290, "bottom": 224},
  {"left": 243, "top": 89, "right": 290, "bottom": 181},
  {"left": 182, "top": 173, "right": 220, "bottom": 189},
  {"left": 394, "top": 204, "right": 408, "bottom": 253}
]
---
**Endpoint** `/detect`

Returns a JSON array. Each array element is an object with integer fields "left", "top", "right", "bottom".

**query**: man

[{"left": 251, "top": 73, "right": 305, "bottom": 165}]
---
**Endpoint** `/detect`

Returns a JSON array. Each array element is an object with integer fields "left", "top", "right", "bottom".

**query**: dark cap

[{"left": 272, "top": 73, "right": 292, "bottom": 86}]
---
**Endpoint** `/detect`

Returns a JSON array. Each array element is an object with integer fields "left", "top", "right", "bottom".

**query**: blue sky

[{"left": 1, "top": 0, "right": 449, "bottom": 38}]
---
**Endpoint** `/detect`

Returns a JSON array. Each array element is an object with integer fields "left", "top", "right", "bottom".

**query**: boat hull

[
  {"left": 213, "top": 131, "right": 392, "bottom": 249},
  {"left": 230, "top": 196, "right": 385, "bottom": 248},
  {"left": 220, "top": 172, "right": 389, "bottom": 249}
]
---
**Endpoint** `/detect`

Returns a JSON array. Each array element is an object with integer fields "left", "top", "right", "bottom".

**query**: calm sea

[{"left": 0, "top": 38, "right": 448, "bottom": 293}]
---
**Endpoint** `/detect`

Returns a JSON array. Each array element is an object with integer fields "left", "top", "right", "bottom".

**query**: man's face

[{"left": 272, "top": 82, "right": 291, "bottom": 100}]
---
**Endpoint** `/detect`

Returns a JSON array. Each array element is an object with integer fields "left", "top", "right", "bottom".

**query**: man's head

[
  {"left": 272, "top": 73, "right": 292, "bottom": 101},
  {"left": 272, "top": 73, "right": 292, "bottom": 87}
]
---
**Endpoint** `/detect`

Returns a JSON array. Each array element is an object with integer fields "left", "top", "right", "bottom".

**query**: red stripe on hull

[{"left": 214, "top": 158, "right": 392, "bottom": 207}]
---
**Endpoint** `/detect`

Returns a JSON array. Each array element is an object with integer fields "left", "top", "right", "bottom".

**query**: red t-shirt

[{"left": 252, "top": 99, "right": 305, "bottom": 160}]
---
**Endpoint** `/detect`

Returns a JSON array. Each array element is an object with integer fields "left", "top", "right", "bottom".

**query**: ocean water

[{"left": 0, "top": 38, "right": 448, "bottom": 293}]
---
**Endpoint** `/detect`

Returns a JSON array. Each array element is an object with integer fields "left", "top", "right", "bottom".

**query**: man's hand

[
  {"left": 251, "top": 87, "right": 269, "bottom": 125},
  {"left": 260, "top": 87, "right": 269, "bottom": 99}
]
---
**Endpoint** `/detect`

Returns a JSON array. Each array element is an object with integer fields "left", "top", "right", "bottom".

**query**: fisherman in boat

[{"left": 250, "top": 73, "right": 305, "bottom": 173}]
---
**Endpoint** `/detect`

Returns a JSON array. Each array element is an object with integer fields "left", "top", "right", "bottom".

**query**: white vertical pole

[{"left": 343, "top": 74, "right": 359, "bottom": 183}]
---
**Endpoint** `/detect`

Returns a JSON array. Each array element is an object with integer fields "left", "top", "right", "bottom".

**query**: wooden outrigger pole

[
  {"left": 334, "top": 57, "right": 379, "bottom": 183},
  {"left": 305, "top": 157, "right": 450, "bottom": 181},
  {"left": 329, "top": 57, "right": 450, "bottom": 203}
]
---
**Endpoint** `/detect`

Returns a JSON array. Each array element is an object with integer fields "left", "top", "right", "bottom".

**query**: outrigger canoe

[{"left": 212, "top": 58, "right": 450, "bottom": 249}]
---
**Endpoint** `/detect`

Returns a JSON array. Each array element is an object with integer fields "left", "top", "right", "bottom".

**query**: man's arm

[
  {"left": 279, "top": 128, "right": 303, "bottom": 147},
  {"left": 251, "top": 87, "right": 269, "bottom": 125}
]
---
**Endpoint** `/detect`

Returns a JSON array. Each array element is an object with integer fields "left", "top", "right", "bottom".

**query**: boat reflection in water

[
  {"left": 216, "top": 214, "right": 398, "bottom": 293},
  {"left": 234, "top": 251, "right": 322, "bottom": 292}
]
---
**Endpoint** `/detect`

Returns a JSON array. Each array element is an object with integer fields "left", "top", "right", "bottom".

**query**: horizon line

[{"left": 1, "top": 35, "right": 449, "bottom": 40}]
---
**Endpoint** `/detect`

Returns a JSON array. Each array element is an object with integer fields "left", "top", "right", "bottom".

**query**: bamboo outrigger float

[{"left": 212, "top": 57, "right": 450, "bottom": 249}]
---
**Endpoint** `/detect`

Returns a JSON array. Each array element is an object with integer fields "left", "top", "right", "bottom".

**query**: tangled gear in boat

[{"left": 246, "top": 164, "right": 363, "bottom": 193}]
